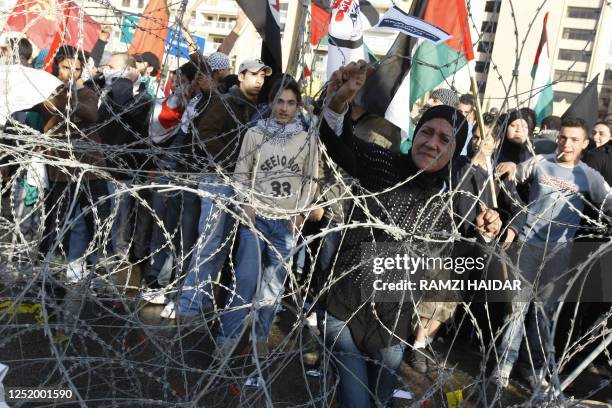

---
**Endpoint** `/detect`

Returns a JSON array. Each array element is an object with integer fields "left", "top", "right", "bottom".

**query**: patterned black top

[{"left": 319, "top": 113, "right": 455, "bottom": 354}]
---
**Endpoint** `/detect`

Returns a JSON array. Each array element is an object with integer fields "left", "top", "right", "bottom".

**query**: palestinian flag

[
  {"left": 310, "top": 1, "right": 330, "bottom": 46},
  {"left": 236, "top": 0, "right": 282, "bottom": 74},
  {"left": 409, "top": 0, "right": 474, "bottom": 107},
  {"left": 358, "top": 0, "right": 474, "bottom": 138},
  {"left": 531, "top": 12, "right": 553, "bottom": 126},
  {"left": 325, "top": 0, "right": 379, "bottom": 79}
]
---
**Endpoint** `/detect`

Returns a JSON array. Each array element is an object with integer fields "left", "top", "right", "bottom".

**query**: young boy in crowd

[
  {"left": 176, "top": 59, "right": 270, "bottom": 324},
  {"left": 215, "top": 77, "right": 318, "bottom": 354}
]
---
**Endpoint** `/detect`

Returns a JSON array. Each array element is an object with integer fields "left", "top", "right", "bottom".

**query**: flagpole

[
  {"left": 469, "top": 68, "right": 498, "bottom": 208},
  {"left": 528, "top": 75, "right": 536, "bottom": 110},
  {"left": 281, "top": 0, "right": 305, "bottom": 76}
]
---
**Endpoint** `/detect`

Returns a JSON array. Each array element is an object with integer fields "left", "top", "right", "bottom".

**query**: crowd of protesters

[{"left": 1, "top": 35, "right": 612, "bottom": 407}]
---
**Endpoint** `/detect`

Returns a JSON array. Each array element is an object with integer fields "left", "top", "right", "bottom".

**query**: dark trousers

[
  {"left": 41, "top": 179, "right": 111, "bottom": 258},
  {"left": 147, "top": 188, "right": 201, "bottom": 288}
]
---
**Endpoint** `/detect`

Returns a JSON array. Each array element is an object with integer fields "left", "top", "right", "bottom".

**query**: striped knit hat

[{"left": 429, "top": 88, "right": 459, "bottom": 108}]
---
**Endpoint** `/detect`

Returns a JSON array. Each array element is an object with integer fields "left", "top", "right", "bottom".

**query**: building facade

[
  {"left": 478, "top": 0, "right": 611, "bottom": 117},
  {"left": 4, "top": 0, "right": 608, "bottom": 117}
]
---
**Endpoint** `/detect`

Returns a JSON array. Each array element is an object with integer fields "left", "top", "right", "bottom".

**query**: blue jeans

[
  {"left": 149, "top": 188, "right": 201, "bottom": 289},
  {"left": 323, "top": 313, "right": 404, "bottom": 408},
  {"left": 68, "top": 206, "right": 90, "bottom": 262},
  {"left": 107, "top": 181, "right": 135, "bottom": 259},
  {"left": 106, "top": 179, "right": 152, "bottom": 262},
  {"left": 217, "top": 217, "right": 295, "bottom": 344},
  {"left": 317, "top": 219, "right": 342, "bottom": 281},
  {"left": 497, "top": 244, "right": 569, "bottom": 373},
  {"left": 42, "top": 180, "right": 111, "bottom": 258},
  {"left": 178, "top": 179, "right": 236, "bottom": 316}
]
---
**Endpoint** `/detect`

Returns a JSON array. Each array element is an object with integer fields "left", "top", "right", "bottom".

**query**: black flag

[
  {"left": 355, "top": 0, "right": 428, "bottom": 117},
  {"left": 236, "top": 0, "right": 282, "bottom": 75},
  {"left": 562, "top": 74, "right": 600, "bottom": 129}
]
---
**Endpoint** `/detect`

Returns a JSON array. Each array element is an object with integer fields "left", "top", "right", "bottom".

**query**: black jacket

[
  {"left": 97, "top": 78, "right": 152, "bottom": 180},
  {"left": 583, "top": 141, "right": 612, "bottom": 185},
  {"left": 318, "top": 113, "right": 455, "bottom": 354},
  {"left": 189, "top": 85, "right": 258, "bottom": 174},
  {"left": 452, "top": 156, "right": 526, "bottom": 237}
]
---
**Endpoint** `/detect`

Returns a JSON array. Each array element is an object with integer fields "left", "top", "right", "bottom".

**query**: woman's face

[
  {"left": 591, "top": 123, "right": 611, "bottom": 148},
  {"left": 506, "top": 118, "right": 528, "bottom": 144},
  {"left": 411, "top": 117, "right": 455, "bottom": 172}
]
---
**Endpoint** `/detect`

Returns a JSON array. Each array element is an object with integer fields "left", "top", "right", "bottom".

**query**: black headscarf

[
  {"left": 413, "top": 104, "right": 469, "bottom": 158},
  {"left": 496, "top": 110, "right": 531, "bottom": 164}
]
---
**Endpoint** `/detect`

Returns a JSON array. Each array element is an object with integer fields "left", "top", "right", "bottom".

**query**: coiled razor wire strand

[{"left": 0, "top": 0, "right": 611, "bottom": 406}]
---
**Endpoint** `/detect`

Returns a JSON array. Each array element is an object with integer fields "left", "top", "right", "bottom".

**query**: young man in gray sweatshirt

[{"left": 495, "top": 117, "right": 612, "bottom": 390}]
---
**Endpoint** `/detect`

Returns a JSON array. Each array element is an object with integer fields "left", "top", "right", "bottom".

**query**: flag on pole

[
  {"left": 356, "top": 0, "right": 471, "bottom": 137},
  {"left": 42, "top": 1, "right": 102, "bottom": 73},
  {"left": 531, "top": 12, "right": 553, "bottom": 126},
  {"left": 310, "top": 1, "right": 330, "bottom": 46},
  {"left": 361, "top": 3, "right": 453, "bottom": 135},
  {"left": 4, "top": 0, "right": 101, "bottom": 52},
  {"left": 409, "top": 0, "right": 474, "bottom": 107},
  {"left": 355, "top": 31, "right": 414, "bottom": 127},
  {"left": 326, "top": 0, "right": 379, "bottom": 80},
  {"left": 236, "top": 0, "right": 283, "bottom": 75},
  {"left": 562, "top": 74, "right": 600, "bottom": 129},
  {"left": 127, "top": 0, "right": 169, "bottom": 68}
]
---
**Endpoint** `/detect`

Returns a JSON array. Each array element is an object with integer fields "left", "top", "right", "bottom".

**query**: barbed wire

[{"left": 0, "top": 0, "right": 611, "bottom": 407}]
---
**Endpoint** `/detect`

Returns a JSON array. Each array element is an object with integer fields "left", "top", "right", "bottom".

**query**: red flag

[
  {"left": 43, "top": 16, "right": 66, "bottom": 73},
  {"left": 422, "top": 0, "right": 474, "bottom": 61},
  {"left": 4, "top": 0, "right": 57, "bottom": 50},
  {"left": 310, "top": 2, "right": 330, "bottom": 45},
  {"left": 128, "top": 0, "right": 169, "bottom": 67},
  {"left": 63, "top": 1, "right": 101, "bottom": 51},
  {"left": 4, "top": 0, "right": 100, "bottom": 52}
]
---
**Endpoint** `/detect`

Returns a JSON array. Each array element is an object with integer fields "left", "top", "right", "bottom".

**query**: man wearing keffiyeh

[{"left": 215, "top": 77, "right": 318, "bottom": 355}]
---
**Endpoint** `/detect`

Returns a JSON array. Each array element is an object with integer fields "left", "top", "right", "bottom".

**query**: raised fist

[{"left": 328, "top": 60, "right": 368, "bottom": 113}]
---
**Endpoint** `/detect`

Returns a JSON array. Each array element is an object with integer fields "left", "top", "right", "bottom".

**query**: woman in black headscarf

[
  {"left": 495, "top": 109, "right": 534, "bottom": 165},
  {"left": 317, "top": 61, "right": 502, "bottom": 408},
  {"left": 494, "top": 108, "right": 535, "bottom": 202}
]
